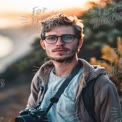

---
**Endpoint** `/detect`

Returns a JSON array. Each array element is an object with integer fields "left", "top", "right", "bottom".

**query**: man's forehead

[{"left": 45, "top": 26, "right": 75, "bottom": 36}]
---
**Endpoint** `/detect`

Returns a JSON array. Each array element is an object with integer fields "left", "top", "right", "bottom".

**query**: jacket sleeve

[
  {"left": 26, "top": 72, "right": 40, "bottom": 108},
  {"left": 95, "top": 79, "right": 122, "bottom": 122}
]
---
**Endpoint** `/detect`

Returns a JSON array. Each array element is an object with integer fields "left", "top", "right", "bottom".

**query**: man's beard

[
  {"left": 48, "top": 54, "right": 76, "bottom": 63},
  {"left": 46, "top": 47, "right": 77, "bottom": 63}
]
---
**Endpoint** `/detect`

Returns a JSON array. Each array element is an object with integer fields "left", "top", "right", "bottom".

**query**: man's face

[{"left": 40, "top": 26, "right": 83, "bottom": 63}]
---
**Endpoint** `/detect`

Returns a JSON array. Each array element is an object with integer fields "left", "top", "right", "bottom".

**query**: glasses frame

[{"left": 44, "top": 34, "right": 78, "bottom": 44}]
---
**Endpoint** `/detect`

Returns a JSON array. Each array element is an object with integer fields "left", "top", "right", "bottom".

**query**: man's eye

[
  {"left": 47, "top": 36, "right": 56, "bottom": 40},
  {"left": 63, "top": 35, "right": 74, "bottom": 40}
]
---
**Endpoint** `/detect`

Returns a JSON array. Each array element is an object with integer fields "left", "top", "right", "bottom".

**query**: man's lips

[{"left": 52, "top": 48, "right": 69, "bottom": 52}]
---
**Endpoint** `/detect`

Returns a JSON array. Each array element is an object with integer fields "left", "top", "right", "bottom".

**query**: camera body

[{"left": 15, "top": 108, "right": 48, "bottom": 122}]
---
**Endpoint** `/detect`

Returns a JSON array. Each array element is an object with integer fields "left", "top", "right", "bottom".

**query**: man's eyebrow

[{"left": 45, "top": 34, "right": 57, "bottom": 37}]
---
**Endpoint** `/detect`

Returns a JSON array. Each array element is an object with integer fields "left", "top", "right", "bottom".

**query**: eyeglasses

[{"left": 44, "top": 34, "right": 78, "bottom": 44}]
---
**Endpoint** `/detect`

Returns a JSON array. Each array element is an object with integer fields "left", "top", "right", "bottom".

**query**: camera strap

[{"left": 45, "top": 61, "right": 81, "bottom": 113}]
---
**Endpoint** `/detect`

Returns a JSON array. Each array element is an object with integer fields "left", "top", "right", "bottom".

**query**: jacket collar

[{"left": 38, "top": 58, "right": 105, "bottom": 84}]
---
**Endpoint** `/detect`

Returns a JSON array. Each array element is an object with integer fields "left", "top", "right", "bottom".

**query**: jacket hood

[
  {"left": 79, "top": 59, "right": 106, "bottom": 82},
  {"left": 38, "top": 58, "right": 106, "bottom": 84}
]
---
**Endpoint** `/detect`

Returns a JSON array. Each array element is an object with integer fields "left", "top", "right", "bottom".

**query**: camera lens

[
  {"left": 15, "top": 115, "right": 36, "bottom": 122},
  {"left": 15, "top": 116, "right": 26, "bottom": 122}
]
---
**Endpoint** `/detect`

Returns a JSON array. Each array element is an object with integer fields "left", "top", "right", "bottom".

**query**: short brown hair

[{"left": 40, "top": 14, "right": 84, "bottom": 40}]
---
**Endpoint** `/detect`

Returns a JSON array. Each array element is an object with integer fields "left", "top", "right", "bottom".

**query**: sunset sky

[
  {"left": 0, "top": 0, "right": 100, "bottom": 29},
  {"left": 0, "top": 0, "right": 98, "bottom": 13}
]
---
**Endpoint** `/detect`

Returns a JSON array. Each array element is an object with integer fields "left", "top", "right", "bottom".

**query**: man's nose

[{"left": 56, "top": 37, "right": 64, "bottom": 46}]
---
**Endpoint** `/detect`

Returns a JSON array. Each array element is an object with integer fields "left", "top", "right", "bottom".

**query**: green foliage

[{"left": 80, "top": 1, "right": 122, "bottom": 49}]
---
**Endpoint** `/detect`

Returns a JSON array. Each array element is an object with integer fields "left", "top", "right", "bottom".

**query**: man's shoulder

[
  {"left": 32, "top": 60, "right": 54, "bottom": 85},
  {"left": 94, "top": 74, "right": 116, "bottom": 95}
]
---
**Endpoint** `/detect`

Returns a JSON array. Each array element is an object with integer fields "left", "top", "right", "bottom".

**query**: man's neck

[{"left": 52, "top": 58, "right": 79, "bottom": 77}]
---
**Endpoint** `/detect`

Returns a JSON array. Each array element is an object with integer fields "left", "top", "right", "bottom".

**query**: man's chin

[{"left": 49, "top": 55, "right": 75, "bottom": 63}]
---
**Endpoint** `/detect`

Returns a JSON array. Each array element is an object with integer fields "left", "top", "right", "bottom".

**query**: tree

[{"left": 80, "top": 1, "right": 122, "bottom": 49}]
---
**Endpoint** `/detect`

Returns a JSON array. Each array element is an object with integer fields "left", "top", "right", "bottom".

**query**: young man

[{"left": 26, "top": 14, "right": 122, "bottom": 122}]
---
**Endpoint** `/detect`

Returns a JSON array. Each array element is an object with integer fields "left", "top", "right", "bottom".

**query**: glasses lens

[
  {"left": 62, "top": 34, "right": 75, "bottom": 42},
  {"left": 45, "top": 35, "right": 57, "bottom": 43}
]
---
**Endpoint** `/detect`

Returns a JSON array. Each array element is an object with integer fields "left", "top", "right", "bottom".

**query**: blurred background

[{"left": 0, "top": 0, "right": 122, "bottom": 121}]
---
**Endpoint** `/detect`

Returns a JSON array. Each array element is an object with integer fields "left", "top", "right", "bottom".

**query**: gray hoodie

[{"left": 26, "top": 59, "right": 122, "bottom": 122}]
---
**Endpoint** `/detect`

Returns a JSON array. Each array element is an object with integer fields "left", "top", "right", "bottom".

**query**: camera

[{"left": 15, "top": 108, "right": 48, "bottom": 122}]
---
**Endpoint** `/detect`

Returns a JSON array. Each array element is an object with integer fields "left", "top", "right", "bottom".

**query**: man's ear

[
  {"left": 77, "top": 39, "right": 83, "bottom": 53},
  {"left": 40, "top": 40, "right": 45, "bottom": 50},
  {"left": 78, "top": 39, "right": 83, "bottom": 48}
]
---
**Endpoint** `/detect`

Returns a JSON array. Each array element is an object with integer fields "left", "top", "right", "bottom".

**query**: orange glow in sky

[
  {"left": 0, "top": 0, "right": 100, "bottom": 29},
  {"left": 0, "top": 0, "right": 98, "bottom": 13}
]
